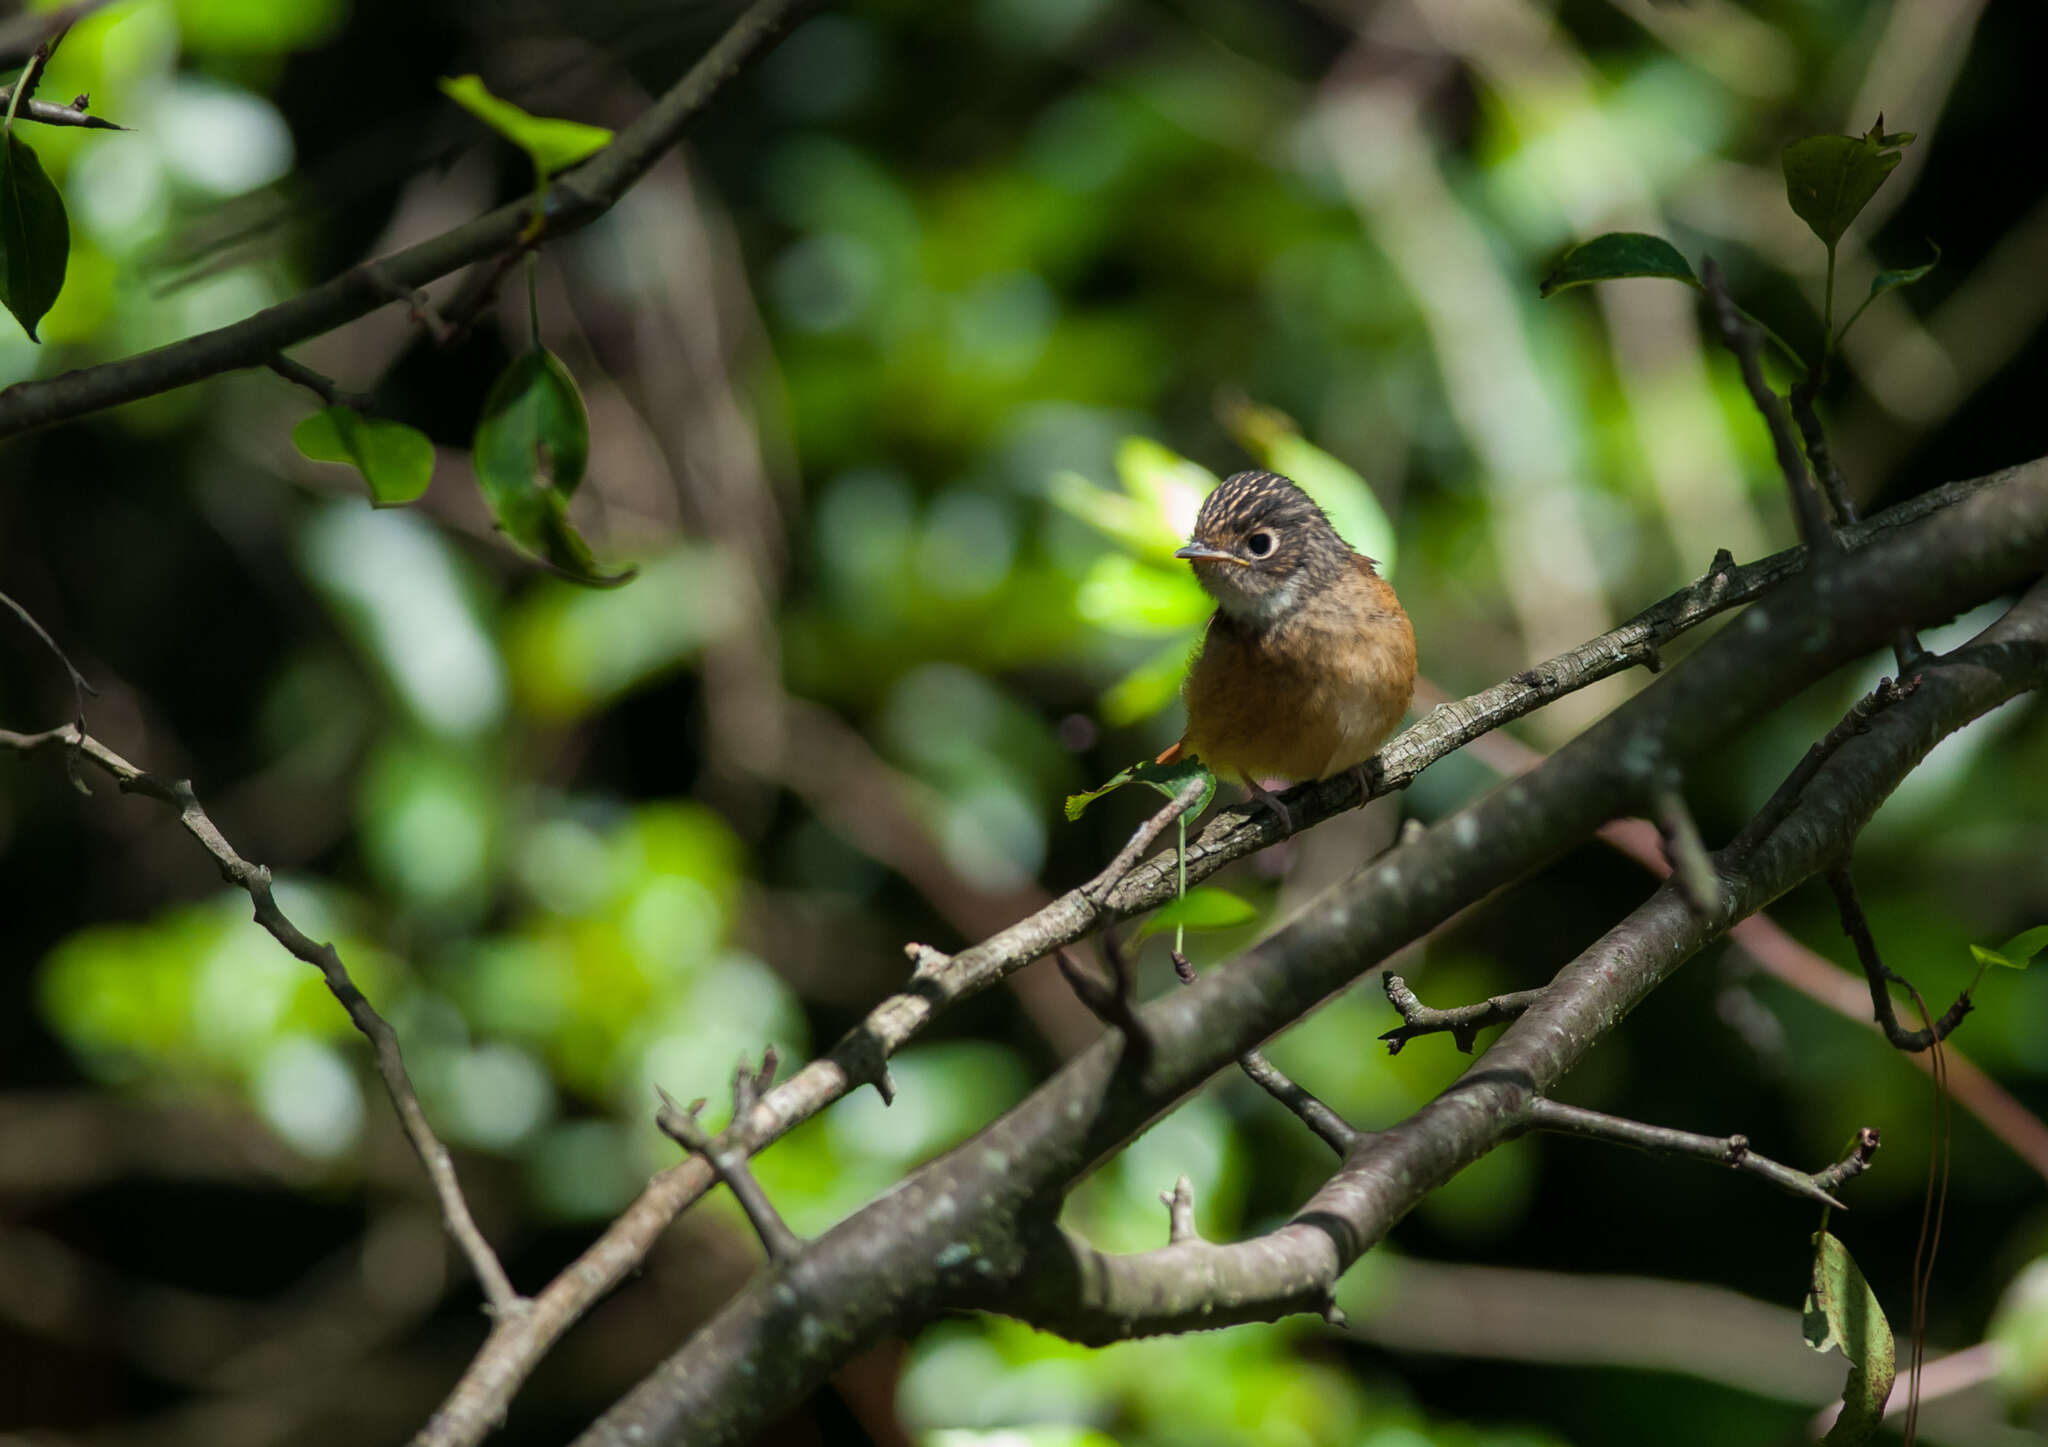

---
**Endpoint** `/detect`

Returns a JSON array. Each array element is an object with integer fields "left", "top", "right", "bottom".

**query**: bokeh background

[{"left": 3, "top": 0, "right": 2047, "bottom": 1443}]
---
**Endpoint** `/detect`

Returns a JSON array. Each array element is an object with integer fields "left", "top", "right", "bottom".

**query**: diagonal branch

[
  {"left": 0, "top": 724, "right": 520, "bottom": 1316},
  {"left": 572, "top": 472, "right": 2048, "bottom": 1447},
  {"left": 409, "top": 457, "right": 2045, "bottom": 1447},
  {"left": 1523, "top": 1099, "right": 1879, "bottom": 1209},
  {"left": 0, "top": 0, "right": 818, "bottom": 439},
  {"left": 655, "top": 1053, "right": 800, "bottom": 1262}
]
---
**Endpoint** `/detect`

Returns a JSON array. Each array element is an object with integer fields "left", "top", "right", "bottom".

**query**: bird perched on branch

[{"left": 1158, "top": 469, "right": 1416, "bottom": 828}]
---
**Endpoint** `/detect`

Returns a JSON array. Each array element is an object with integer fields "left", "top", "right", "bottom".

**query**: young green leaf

[
  {"left": 293, "top": 406, "right": 436, "bottom": 507},
  {"left": 1803, "top": 1230, "right": 1897, "bottom": 1446},
  {"left": 0, "top": 131, "right": 69, "bottom": 342},
  {"left": 1971, "top": 924, "right": 2048, "bottom": 971},
  {"left": 1868, "top": 241, "right": 1939, "bottom": 301},
  {"left": 1538, "top": 232, "right": 1699, "bottom": 298},
  {"left": 439, "top": 75, "right": 613, "bottom": 180},
  {"left": 1782, "top": 119, "right": 1915, "bottom": 251},
  {"left": 1224, "top": 400, "right": 1398, "bottom": 579},
  {"left": 1133, "top": 885, "right": 1257, "bottom": 942},
  {"left": 474, "top": 347, "right": 633, "bottom": 588},
  {"left": 1064, "top": 757, "right": 1215, "bottom": 822}
]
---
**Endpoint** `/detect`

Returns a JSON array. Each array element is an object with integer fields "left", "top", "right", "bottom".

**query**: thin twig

[
  {"left": 1826, "top": 866, "right": 1973, "bottom": 1051},
  {"left": 0, "top": 83, "right": 124, "bottom": 129},
  {"left": 1723, "top": 676, "right": 1918, "bottom": 867},
  {"left": 266, "top": 353, "right": 367, "bottom": 409},
  {"left": 655, "top": 1053, "right": 801, "bottom": 1262},
  {"left": 1525, "top": 1099, "right": 1879, "bottom": 1208},
  {"left": 1057, "top": 934, "right": 1152, "bottom": 1077},
  {"left": 1380, "top": 973, "right": 1546, "bottom": 1054},
  {"left": 1652, "top": 783, "right": 1721, "bottom": 917},
  {"left": 1082, "top": 775, "right": 1207, "bottom": 907},
  {"left": 1702, "top": 256, "right": 1837, "bottom": 554},
  {"left": 0, "top": 724, "right": 522, "bottom": 1316},
  {"left": 0, "top": 586, "right": 97, "bottom": 791}
]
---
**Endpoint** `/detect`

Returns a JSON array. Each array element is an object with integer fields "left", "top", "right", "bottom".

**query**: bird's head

[{"left": 1175, "top": 470, "right": 1352, "bottom": 626}]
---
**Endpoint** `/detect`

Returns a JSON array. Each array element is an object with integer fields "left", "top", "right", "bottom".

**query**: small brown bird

[{"left": 1158, "top": 469, "right": 1416, "bottom": 826}]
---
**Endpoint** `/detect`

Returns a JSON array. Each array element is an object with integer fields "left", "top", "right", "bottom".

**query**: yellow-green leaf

[
  {"left": 1133, "top": 885, "right": 1256, "bottom": 942},
  {"left": 293, "top": 406, "right": 435, "bottom": 507},
  {"left": 439, "top": 75, "right": 613, "bottom": 179},
  {"left": 1803, "top": 1230, "right": 1896, "bottom": 1445},
  {"left": 474, "top": 348, "right": 633, "bottom": 588}
]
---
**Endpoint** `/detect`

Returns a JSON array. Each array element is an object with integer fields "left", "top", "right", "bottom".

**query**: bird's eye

[{"left": 1245, "top": 530, "right": 1276, "bottom": 558}]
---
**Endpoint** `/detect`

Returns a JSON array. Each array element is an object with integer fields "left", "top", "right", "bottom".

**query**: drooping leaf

[
  {"left": 1782, "top": 119, "right": 1915, "bottom": 251},
  {"left": 1065, "top": 756, "right": 1215, "bottom": 823},
  {"left": 293, "top": 406, "right": 436, "bottom": 507},
  {"left": 1868, "top": 241, "right": 1939, "bottom": 301},
  {"left": 1224, "top": 400, "right": 1398, "bottom": 578},
  {"left": 0, "top": 131, "right": 69, "bottom": 342},
  {"left": 439, "top": 75, "right": 613, "bottom": 179},
  {"left": 1538, "top": 232, "right": 1699, "bottom": 298},
  {"left": 1971, "top": 924, "right": 2048, "bottom": 971},
  {"left": 1803, "top": 1230, "right": 1896, "bottom": 1445},
  {"left": 473, "top": 348, "right": 633, "bottom": 588},
  {"left": 1133, "top": 885, "right": 1257, "bottom": 942}
]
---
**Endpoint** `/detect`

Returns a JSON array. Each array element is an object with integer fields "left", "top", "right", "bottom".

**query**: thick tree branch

[
  {"left": 0, "top": 0, "right": 818, "bottom": 439},
  {"left": 0, "top": 725, "right": 520, "bottom": 1316},
  {"left": 409, "top": 457, "right": 2044, "bottom": 1447},
  {"left": 1523, "top": 1099, "right": 1879, "bottom": 1209},
  {"left": 573, "top": 470, "right": 2048, "bottom": 1446}
]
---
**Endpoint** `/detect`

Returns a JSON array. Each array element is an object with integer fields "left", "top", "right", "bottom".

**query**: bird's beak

[{"left": 1174, "top": 542, "right": 1244, "bottom": 565}]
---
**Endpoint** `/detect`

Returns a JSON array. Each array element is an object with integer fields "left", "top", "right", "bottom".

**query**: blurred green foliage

[{"left": 5, "top": 0, "right": 2048, "bottom": 1443}]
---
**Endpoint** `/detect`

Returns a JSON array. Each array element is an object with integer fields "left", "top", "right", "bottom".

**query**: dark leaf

[
  {"left": 1538, "top": 232, "right": 1698, "bottom": 298},
  {"left": 474, "top": 348, "right": 633, "bottom": 588},
  {"left": 1782, "top": 122, "right": 1915, "bottom": 251},
  {"left": 292, "top": 406, "right": 435, "bottom": 506},
  {"left": 1803, "top": 1230, "right": 1896, "bottom": 1445},
  {"left": 1868, "top": 241, "right": 1939, "bottom": 301},
  {"left": 0, "top": 131, "right": 69, "bottom": 342}
]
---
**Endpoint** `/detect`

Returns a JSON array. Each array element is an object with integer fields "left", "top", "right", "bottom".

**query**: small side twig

[
  {"left": 1056, "top": 936, "right": 1152, "bottom": 1077},
  {"left": 1380, "top": 973, "right": 1545, "bottom": 1054},
  {"left": 0, "top": 83, "right": 124, "bottom": 129},
  {"left": 1827, "top": 867, "right": 1973, "bottom": 1051},
  {"left": 1652, "top": 782, "right": 1721, "bottom": 917},
  {"left": 1082, "top": 775, "right": 1208, "bottom": 907},
  {"left": 1702, "top": 256, "right": 1836, "bottom": 555},
  {"left": 1526, "top": 1099, "right": 1879, "bottom": 1208},
  {"left": 655, "top": 1050, "right": 801, "bottom": 1262},
  {"left": 1723, "top": 676, "right": 1918, "bottom": 867},
  {"left": 1159, "top": 1175, "right": 1199, "bottom": 1244},
  {"left": 0, "top": 723, "right": 521, "bottom": 1315},
  {"left": 1171, "top": 949, "right": 1357, "bottom": 1154},
  {"left": 266, "top": 354, "right": 371, "bottom": 410},
  {"left": 0, "top": 587, "right": 97, "bottom": 792}
]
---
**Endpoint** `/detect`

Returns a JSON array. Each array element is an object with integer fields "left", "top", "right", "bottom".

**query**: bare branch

[
  {"left": 1380, "top": 973, "right": 1544, "bottom": 1055},
  {"left": 1083, "top": 775, "right": 1207, "bottom": 906},
  {"left": 266, "top": 353, "right": 369, "bottom": 409},
  {"left": 0, "top": 724, "right": 521, "bottom": 1317},
  {"left": 1702, "top": 256, "right": 1836, "bottom": 553},
  {"left": 1524, "top": 1099, "right": 1878, "bottom": 1208},
  {"left": 654, "top": 1056, "right": 801, "bottom": 1263},
  {"left": 1652, "top": 783, "right": 1722, "bottom": 917},
  {"left": 1827, "top": 866, "right": 1974, "bottom": 1051},
  {"left": 0, "top": 0, "right": 821, "bottom": 438},
  {"left": 1723, "top": 675, "right": 1918, "bottom": 866}
]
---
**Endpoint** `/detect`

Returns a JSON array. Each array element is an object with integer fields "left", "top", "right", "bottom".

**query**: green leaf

[
  {"left": 0, "top": 131, "right": 69, "bottom": 342},
  {"left": 1133, "top": 885, "right": 1257, "bottom": 942},
  {"left": 1224, "top": 400, "right": 1398, "bottom": 579},
  {"left": 293, "top": 406, "right": 435, "bottom": 507},
  {"left": 1803, "top": 1230, "right": 1896, "bottom": 1446},
  {"left": 439, "top": 75, "right": 613, "bottom": 179},
  {"left": 1075, "top": 554, "right": 1211, "bottom": 637},
  {"left": 1782, "top": 120, "right": 1915, "bottom": 251},
  {"left": 1972, "top": 924, "right": 2048, "bottom": 971},
  {"left": 1869, "top": 241, "right": 1939, "bottom": 300},
  {"left": 1538, "top": 232, "right": 1699, "bottom": 298},
  {"left": 1064, "top": 757, "right": 1214, "bottom": 823},
  {"left": 1100, "top": 635, "right": 1197, "bottom": 728},
  {"left": 474, "top": 348, "right": 633, "bottom": 588}
]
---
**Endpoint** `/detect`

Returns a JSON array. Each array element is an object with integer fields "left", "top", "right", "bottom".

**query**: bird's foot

[{"left": 1244, "top": 776, "right": 1294, "bottom": 833}]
